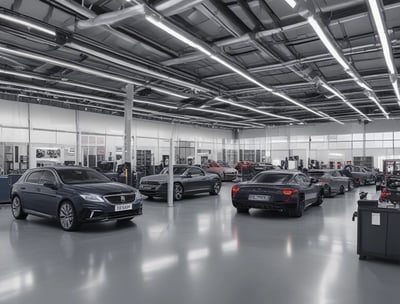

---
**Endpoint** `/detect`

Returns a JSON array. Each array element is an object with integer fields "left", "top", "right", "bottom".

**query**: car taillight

[
  {"left": 281, "top": 189, "right": 299, "bottom": 196},
  {"left": 232, "top": 185, "right": 240, "bottom": 199}
]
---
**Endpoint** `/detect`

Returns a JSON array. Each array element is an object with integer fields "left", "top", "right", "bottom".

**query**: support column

[
  {"left": 168, "top": 124, "right": 175, "bottom": 207},
  {"left": 124, "top": 84, "right": 133, "bottom": 163},
  {"left": 362, "top": 122, "right": 367, "bottom": 157},
  {"left": 27, "top": 103, "right": 31, "bottom": 169},
  {"left": 75, "top": 110, "right": 81, "bottom": 165}
]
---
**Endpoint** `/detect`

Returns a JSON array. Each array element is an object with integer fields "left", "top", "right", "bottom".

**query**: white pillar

[
  {"left": 124, "top": 84, "right": 133, "bottom": 163},
  {"left": 168, "top": 125, "right": 175, "bottom": 207}
]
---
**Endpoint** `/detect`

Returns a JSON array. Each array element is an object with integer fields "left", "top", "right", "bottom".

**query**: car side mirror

[
  {"left": 44, "top": 182, "right": 58, "bottom": 190},
  {"left": 310, "top": 178, "right": 318, "bottom": 184}
]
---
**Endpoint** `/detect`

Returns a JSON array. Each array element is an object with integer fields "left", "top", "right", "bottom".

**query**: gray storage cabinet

[{"left": 356, "top": 200, "right": 400, "bottom": 261}]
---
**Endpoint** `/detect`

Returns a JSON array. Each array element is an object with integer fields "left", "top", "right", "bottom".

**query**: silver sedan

[{"left": 308, "top": 169, "right": 352, "bottom": 197}]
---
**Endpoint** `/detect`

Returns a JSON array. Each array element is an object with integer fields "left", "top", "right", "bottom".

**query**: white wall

[{"left": 0, "top": 99, "right": 233, "bottom": 168}]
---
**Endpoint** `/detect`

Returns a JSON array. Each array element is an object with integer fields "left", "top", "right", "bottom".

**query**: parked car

[
  {"left": 253, "top": 162, "right": 280, "bottom": 173},
  {"left": 308, "top": 169, "right": 352, "bottom": 196},
  {"left": 231, "top": 170, "right": 323, "bottom": 217},
  {"left": 203, "top": 161, "right": 238, "bottom": 181},
  {"left": 139, "top": 165, "right": 221, "bottom": 200},
  {"left": 11, "top": 167, "right": 143, "bottom": 231},
  {"left": 235, "top": 161, "right": 254, "bottom": 172},
  {"left": 343, "top": 165, "right": 376, "bottom": 186}
]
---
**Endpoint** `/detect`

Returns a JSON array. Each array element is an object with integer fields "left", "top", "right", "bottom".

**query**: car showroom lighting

[
  {"left": 367, "top": 94, "right": 389, "bottom": 118},
  {"left": 146, "top": 15, "right": 211, "bottom": 56},
  {"left": 134, "top": 99, "right": 178, "bottom": 110},
  {"left": 185, "top": 106, "right": 247, "bottom": 119},
  {"left": 146, "top": 13, "right": 339, "bottom": 122},
  {"left": 367, "top": 0, "right": 400, "bottom": 105},
  {"left": 0, "top": 45, "right": 192, "bottom": 101},
  {"left": 0, "top": 12, "right": 56, "bottom": 36},
  {"left": 307, "top": 16, "right": 350, "bottom": 71},
  {"left": 284, "top": 0, "right": 297, "bottom": 9},
  {"left": 320, "top": 82, "right": 371, "bottom": 121},
  {"left": 150, "top": 87, "right": 188, "bottom": 99}
]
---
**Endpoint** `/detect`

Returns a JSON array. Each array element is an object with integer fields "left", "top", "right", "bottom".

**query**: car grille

[
  {"left": 141, "top": 181, "right": 160, "bottom": 185},
  {"left": 104, "top": 192, "right": 136, "bottom": 204}
]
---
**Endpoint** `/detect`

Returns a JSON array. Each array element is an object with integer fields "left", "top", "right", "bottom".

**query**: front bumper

[
  {"left": 81, "top": 203, "right": 143, "bottom": 222},
  {"left": 139, "top": 184, "right": 167, "bottom": 198}
]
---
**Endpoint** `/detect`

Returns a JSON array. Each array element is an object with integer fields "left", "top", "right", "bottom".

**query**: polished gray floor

[{"left": 0, "top": 184, "right": 398, "bottom": 304}]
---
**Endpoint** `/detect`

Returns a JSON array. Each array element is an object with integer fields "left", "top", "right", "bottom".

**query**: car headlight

[
  {"left": 135, "top": 191, "right": 143, "bottom": 200},
  {"left": 80, "top": 194, "right": 105, "bottom": 202}
]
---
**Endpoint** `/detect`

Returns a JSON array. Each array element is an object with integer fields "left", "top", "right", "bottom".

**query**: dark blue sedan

[{"left": 11, "top": 167, "right": 143, "bottom": 231}]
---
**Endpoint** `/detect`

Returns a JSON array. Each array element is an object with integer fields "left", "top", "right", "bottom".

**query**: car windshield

[
  {"left": 56, "top": 168, "right": 111, "bottom": 184},
  {"left": 160, "top": 167, "right": 188, "bottom": 175},
  {"left": 252, "top": 173, "right": 293, "bottom": 184}
]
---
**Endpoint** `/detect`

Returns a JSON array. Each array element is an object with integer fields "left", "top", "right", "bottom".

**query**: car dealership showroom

[{"left": 1, "top": 0, "right": 400, "bottom": 303}]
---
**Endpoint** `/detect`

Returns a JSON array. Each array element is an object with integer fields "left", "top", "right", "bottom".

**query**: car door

[
  {"left": 21, "top": 170, "right": 44, "bottom": 212},
  {"left": 297, "top": 174, "right": 317, "bottom": 204},
  {"left": 187, "top": 167, "right": 208, "bottom": 192},
  {"left": 330, "top": 171, "right": 341, "bottom": 190},
  {"left": 36, "top": 170, "right": 59, "bottom": 216}
]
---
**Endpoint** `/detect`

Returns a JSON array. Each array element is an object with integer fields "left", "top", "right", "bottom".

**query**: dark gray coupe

[
  {"left": 232, "top": 171, "right": 323, "bottom": 217},
  {"left": 139, "top": 165, "right": 221, "bottom": 200}
]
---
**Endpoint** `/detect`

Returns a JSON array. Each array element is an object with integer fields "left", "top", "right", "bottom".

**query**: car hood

[{"left": 65, "top": 182, "right": 135, "bottom": 195}]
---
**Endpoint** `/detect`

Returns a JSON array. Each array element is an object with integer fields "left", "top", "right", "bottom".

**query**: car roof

[{"left": 258, "top": 170, "right": 297, "bottom": 175}]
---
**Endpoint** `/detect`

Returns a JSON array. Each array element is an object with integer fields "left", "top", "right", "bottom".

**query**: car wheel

[
  {"left": 339, "top": 185, "right": 345, "bottom": 194},
  {"left": 173, "top": 183, "right": 184, "bottom": 201},
  {"left": 210, "top": 179, "right": 222, "bottom": 195},
  {"left": 236, "top": 207, "right": 249, "bottom": 213},
  {"left": 11, "top": 196, "right": 27, "bottom": 220},
  {"left": 312, "top": 191, "right": 324, "bottom": 206},
  {"left": 59, "top": 201, "right": 80, "bottom": 231},
  {"left": 289, "top": 199, "right": 305, "bottom": 217},
  {"left": 117, "top": 217, "right": 134, "bottom": 223}
]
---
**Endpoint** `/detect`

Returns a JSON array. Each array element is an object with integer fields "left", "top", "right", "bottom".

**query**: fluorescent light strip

[
  {"left": 146, "top": 15, "right": 211, "bottom": 56},
  {"left": 321, "top": 83, "right": 371, "bottom": 121},
  {"left": 284, "top": 0, "right": 297, "bottom": 8},
  {"left": 368, "top": 95, "right": 389, "bottom": 118},
  {"left": 306, "top": 15, "right": 391, "bottom": 117},
  {"left": 368, "top": 0, "right": 396, "bottom": 75},
  {"left": 307, "top": 16, "right": 350, "bottom": 71},
  {"left": 185, "top": 106, "right": 247, "bottom": 119},
  {"left": 134, "top": 99, "right": 178, "bottom": 109},
  {"left": 150, "top": 87, "right": 188, "bottom": 99},
  {"left": 0, "top": 12, "right": 56, "bottom": 36},
  {"left": 0, "top": 46, "right": 191, "bottom": 100},
  {"left": 318, "top": 111, "right": 344, "bottom": 125},
  {"left": 146, "top": 14, "right": 333, "bottom": 120},
  {"left": 393, "top": 80, "right": 400, "bottom": 106},
  {"left": 209, "top": 55, "right": 273, "bottom": 92},
  {"left": 368, "top": 0, "right": 400, "bottom": 104},
  {"left": 214, "top": 97, "right": 297, "bottom": 121}
]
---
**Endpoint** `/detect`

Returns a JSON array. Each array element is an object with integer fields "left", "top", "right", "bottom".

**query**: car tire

[
  {"left": 289, "top": 199, "right": 305, "bottom": 217},
  {"left": 173, "top": 183, "right": 184, "bottom": 201},
  {"left": 339, "top": 185, "right": 345, "bottom": 194},
  {"left": 11, "top": 196, "right": 27, "bottom": 220},
  {"left": 59, "top": 201, "right": 80, "bottom": 231},
  {"left": 236, "top": 207, "right": 249, "bottom": 213},
  {"left": 117, "top": 217, "right": 134, "bottom": 223},
  {"left": 312, "top": 191, "right": 324, "bottom": 206},
  {"left": 210, "top": 179, "right": 222, "bottom": 195}
]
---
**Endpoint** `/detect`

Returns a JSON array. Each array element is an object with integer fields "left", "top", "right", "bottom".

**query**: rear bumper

[{"left": 232, "top": 200, "right": 297, "bottom": 211}]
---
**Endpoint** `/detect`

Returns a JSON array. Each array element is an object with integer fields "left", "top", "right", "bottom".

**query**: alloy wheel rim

[
  {"left": 12, "top": 197, "right": 20, "bottom": 216},
  {"left": 60, "top": 204, "right": 74, "bottom": 229},
  {"left": 214, "top": 181, "right": 221, "bottom": 192},
  {"left": 175, "top": 185, "right": 183, "bottom": 200}
]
